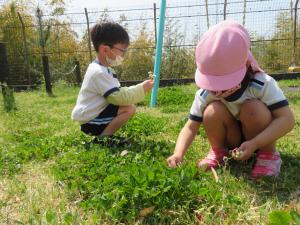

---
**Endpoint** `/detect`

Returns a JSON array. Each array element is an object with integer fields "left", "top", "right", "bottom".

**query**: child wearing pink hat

[{"left": 167, "top": 20, "right": 295, "bottom": 179}]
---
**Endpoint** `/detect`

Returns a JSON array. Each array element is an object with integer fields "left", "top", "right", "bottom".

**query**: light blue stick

[{"left": 150, "top": 0, "right": 167, "bottom": 107}]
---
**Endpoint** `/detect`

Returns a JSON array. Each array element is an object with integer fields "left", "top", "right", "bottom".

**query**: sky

[
  {"left": 66, "top": 0, "right": 160, "bottom": 12},
  {"left": 0, "top": 0, "right": 291, "bottom": 43},
  {"left": 63, "top": 0, "right": 289, "bottom": 35},
  {"left": 61, "top": 0, "right": 290, "bottom": 43}
]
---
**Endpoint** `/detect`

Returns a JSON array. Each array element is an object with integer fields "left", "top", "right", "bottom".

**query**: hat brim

[{"left": 195, "top": 65, "right": 246, "bottom": 91}]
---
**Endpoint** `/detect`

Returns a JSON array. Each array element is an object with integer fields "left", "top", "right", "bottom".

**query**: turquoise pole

[{"left": 150, "top": 0, "right": 166, "bottom": 107}]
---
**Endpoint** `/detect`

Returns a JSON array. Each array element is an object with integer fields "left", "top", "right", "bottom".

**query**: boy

[{"left": 72, "top": 22, "right": 154, "bottom": 146}]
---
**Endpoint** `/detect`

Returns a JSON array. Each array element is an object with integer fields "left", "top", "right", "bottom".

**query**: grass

[
  {"left": 0, "top": 161, "right": 95, "bottom": 224},
  {"left": 0, "top": 80, "right": 300, "bottom": 224}
]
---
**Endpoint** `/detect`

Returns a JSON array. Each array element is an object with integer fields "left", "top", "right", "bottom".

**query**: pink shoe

[
  {"left": 251, "top": 150, "right": 282, "bottom": 179},
  {"left": 198, "top": 147, "right": 228, "bottom": 170}
]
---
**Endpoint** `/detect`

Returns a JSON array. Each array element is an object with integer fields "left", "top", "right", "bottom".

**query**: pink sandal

[
  {"left": 251, "top": 150, "right": 282, "bottom": 179},
  {"left": 198, "top": 147, "right": 228, "bottom": 170}
]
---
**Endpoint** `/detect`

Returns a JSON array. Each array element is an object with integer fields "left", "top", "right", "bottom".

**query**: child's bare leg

[
  {"left": 203, "top": 101, "right": 241, "bottom": 149},
  {"left": 239, "top": 100, "right": 275, "bottom": 151},
  {"left": 101, "top": 105, "right": 136, "bottom": 136},
  {"left": 198, "top": 101, "right": 241, "bottom": 169},
  {"left": 240, "top": 100, "right": 282, "bottom": 178}
]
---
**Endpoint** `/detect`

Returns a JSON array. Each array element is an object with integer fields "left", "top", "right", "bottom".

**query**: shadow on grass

[
  {"left": 79, "top": 132, "right": 299, "bottom": 209},
  {"left": 226, "top": 152, "right": 300, "bottom": 204},
  {"left": 81, "top": 135, "right": 174, "bottom": 159}
]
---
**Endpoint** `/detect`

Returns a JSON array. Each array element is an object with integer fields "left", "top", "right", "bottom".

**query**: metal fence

[{"left": 0, "top": 0, "right": 299, "bottom": 89}]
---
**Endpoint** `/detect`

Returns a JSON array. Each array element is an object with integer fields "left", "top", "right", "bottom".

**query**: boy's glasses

[
  {"left": 106, "top": 44, "right": 128, "bottom": 54},
  {"left": 112, "top": 46, "right": 127, "bottom": 53}
]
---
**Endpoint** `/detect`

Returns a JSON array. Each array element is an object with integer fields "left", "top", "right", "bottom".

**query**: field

[{"left": 0, "top": 80, "right": 300, "bottom": 224}]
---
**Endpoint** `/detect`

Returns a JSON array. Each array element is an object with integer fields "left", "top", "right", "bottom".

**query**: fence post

[
  {"left": 150, "top": 0, "right": 167, "bottom": 107},
  {"left": 57, "top": 25, "right": 62, "bottom": 64},
  {"left": 42, "top": 55, "right": 52, "bottom": 94},
  {"left": 37, "top": 7, "right": 53, "bottom": 95},
  {"left": 243, "top": 0, "right": 246, "bottom": 26},
  {"left": 74, "top": 60, "right": 81, "bottom": 85},
  {"left": 0, "top": 43, "right": 9, "bottom": 84},
  {"left": 293, "top": 0, "right": 299, "bottom": 64},
  {"left": 205, "top": 0, "right": 210, "bottom": 29},
  {"left": 84, "top": 8, "right": 93, "bottom": 62},
  {"left": 0, "top": 42, "right": 16, "bottom": 112},
  {"left": 223, "top": 0, "right": 227, "bottom": 20},
  {"left": 17, "top": 12, "right": 31, "bottom": 86},
  {"left": 37, "top": 8, "right": 46, "bottom": 56},
  {"left": 153, "top": 3, "right": 157, "bottom": 47},
  {"left": 291, "top": 0, "right": 294, "bottom": 22}
]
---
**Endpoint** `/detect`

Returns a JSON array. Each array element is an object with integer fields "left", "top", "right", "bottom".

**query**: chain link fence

[{"left": 0, "top": 0, "right": 299, "bottom": 89}]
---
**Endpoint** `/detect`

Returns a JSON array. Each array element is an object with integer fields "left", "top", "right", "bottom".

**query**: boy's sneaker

[
  {"left": 197, "top": 147, "right": 228, "bottom": 170},
  {"left": 251, "top": 150, "right": 282, "bottom": 179},
  {"left": 93, "top": 135, "right": 131, "bottom": 148}
]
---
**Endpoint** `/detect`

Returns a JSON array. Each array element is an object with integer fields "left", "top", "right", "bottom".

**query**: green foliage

[
  {"left": 142, "top": 85, "right": 197, "bottom": 113},
  {"left": 1, "top": 2, "right": 300, "bottom": 88},
  {"left": 46, "top": 209, "right": 58, "bottom": 224},
  {"left": 0, "top": 129, "right": 88, "bottom": 175},
  {"left": 1, "top": 84, "right": 16, "bottom": 112},
  {"left": 0, "top": 1, "right": 80, "bottom": 86},
  {"left": 268, "top": 210, "right": 300, "bottom": 225},
  {"left": 1, "top": 83, "right": 300, "bottom": 224},
  {"left": 53, "top": 137, "right": 235, "bottom": 223},
  {"left": 291, "top": 210, "right": 300, "bottom": 225},
  {"left": 53, "top": 123, "right": 300, "bottom": 224},
  {"left": 0, "top": 4, "right": 196, "bottom": 85},
  {"left": 121, "top": 113, "right": 168, "bottom": 137},
  {"left": 158, "top": 87, "right": 194, "bottom": 113},
  {"left": 115, "top": 26, "right": 155, "bottom": 81},
  {"left": 0, "top": 3, "right": 41, "bottom": 85},
  {"left": 160, "top": 17, "right": 195, "bottom": 79},
  {"left": 252, "top": 12, "right": 300, "bottom": 72}
]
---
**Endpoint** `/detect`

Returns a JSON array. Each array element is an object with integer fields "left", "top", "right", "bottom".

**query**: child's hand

[
  {"left": 142, "top": 79, "right": 154, "bottom": 93},
  {"left": 148, "top": 71, "right": 156, "bottom": 80},
  {"left": 234, "top": 140, "right": 257, "bottom": 161},
  {"left": 167, "top": 154, "right": 183, "bottom": 168}
]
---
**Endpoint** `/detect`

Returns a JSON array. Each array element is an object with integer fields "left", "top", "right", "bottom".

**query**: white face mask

[{"left": 106, "top": 51, "right": 124, "bottom": 67}]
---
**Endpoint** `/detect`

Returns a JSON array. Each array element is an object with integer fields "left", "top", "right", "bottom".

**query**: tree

[
  {"left": 115, "top": 23, "right": 154, "bottom": 81},
  {"left": 0, "top": 0, "right": 82, "bottom": 86},
  {"left": 252, "top": 12, "right": 296, "bottom": 73},
  {"left": 34, "top": 0, "right": 80, "bottom": 83},
  {"left": 0, "top": 2, "right": 42, "bottom": 86},
  {"left": 161, "top": 16, "right": 195, "bottom": 79}
]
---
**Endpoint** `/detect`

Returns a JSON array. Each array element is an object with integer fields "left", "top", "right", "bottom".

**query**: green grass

[{"left": 0, "top": 81, "right": 300, "bottom": 224}]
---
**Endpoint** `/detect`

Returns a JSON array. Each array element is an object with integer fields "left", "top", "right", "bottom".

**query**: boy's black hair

[{"left": 90, "top": 22, "right": 130, "bottom": 52}]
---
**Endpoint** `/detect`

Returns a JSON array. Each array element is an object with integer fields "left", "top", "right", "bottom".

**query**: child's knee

[
  {"left": 118, "top": 105, "right": 136, "bottom": 119},
  {"left": 240, "top": 100, "right": 271, "bottom": 125},
  {"left": 129, "top": 104, "right": 136, "bottom": 115},
  {"left": 203, "top": 101, "right": 228, "bottom": 120},
  {"left": 125, "top": 104, "right": 136, "bottom": 117}
]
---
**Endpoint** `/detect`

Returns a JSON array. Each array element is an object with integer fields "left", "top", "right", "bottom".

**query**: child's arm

[
  {"left": 237, "top": 105, "right": 295, "bottom": 160},
  {"left": 167, "top": 119, "right": 201, "bottom": 167},
  {"left": 236, "top": 75, "right": 295, "bottom": 160},
  {"left": 254, "top": 105, "right": 295, "bottom": 145},
  {"left": 106, "top": 80, "right": 154, "bottom": 105}
]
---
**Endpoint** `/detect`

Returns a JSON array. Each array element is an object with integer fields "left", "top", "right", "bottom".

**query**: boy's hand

[
  {"left": 142, "top": 79, "right": 154, "bottom": 93},
  {"left": 167, "top": 154, "right": 183, "bottom": 168},
  {"left": 148, "top": 71, "right": 156, "bottom": 80}
]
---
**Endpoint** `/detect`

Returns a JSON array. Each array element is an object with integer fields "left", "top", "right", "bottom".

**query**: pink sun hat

[{"left": 195, "top": 20, "right": 263, "bottom": 91}]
